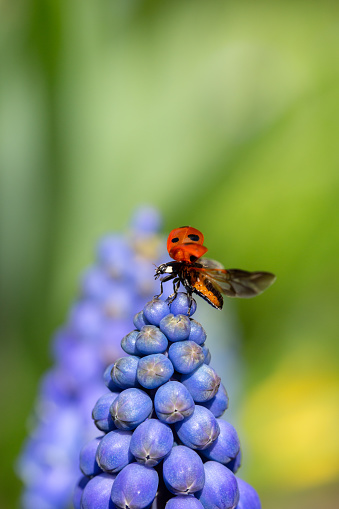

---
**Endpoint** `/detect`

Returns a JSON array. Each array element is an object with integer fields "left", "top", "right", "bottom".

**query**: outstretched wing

[
  {"left": 194, "top": 259, "right": 276, "bottom": 298},
  {"left": 199, "top": 258, "right": 226, "bottom": 270}
]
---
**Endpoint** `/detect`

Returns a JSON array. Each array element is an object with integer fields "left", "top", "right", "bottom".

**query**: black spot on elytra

[
  {"left": 190, "top": 255, "right": 197, "bottom": 262},
  {"left": 171, "top": 237, "right": 179, "bottom": 243},
  {"left": 188, "top": 234, "right": 200, "bottom": 242}
]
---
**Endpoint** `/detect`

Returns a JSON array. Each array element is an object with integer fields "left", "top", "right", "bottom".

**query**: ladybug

[{"left": 155, "top": 226, "right": 276, "bottom": 310}]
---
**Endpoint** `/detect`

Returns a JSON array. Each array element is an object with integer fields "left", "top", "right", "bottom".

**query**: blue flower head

[{"left": 76, "top": 291, "right": 261, "bottom": 509}]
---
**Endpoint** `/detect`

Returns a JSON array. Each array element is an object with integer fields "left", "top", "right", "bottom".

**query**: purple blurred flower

[{"left": 17, "top": 207, "right": 165, "bottom": 509}]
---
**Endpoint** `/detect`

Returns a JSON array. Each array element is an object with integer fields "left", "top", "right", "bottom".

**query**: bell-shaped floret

[
  {"left": 175, "top": 405, "right": 220, "bottom": 450},
  {"left": 111, "top": 463, "right": 159, "bottom": 509},
  {"left": 96, "top": 430, "right": 133, "bottom": 474},
  {"left": 200, "top": 383, "right": 228, "bottom": 417},
  {"left": 163, "top": 446, "right": 205, "bottom": 495},
  {"left": 196, "top": 461, "right": 239, "bottom": 509},
  {"left": 143, "top": 298, "right": 170, "bottom": 326},
  {"left": 79, "top": 437, "right": 102, "bottom": 477},
  {"left": 201, "top": 420, "right": 240, "bottom": 464},
  {"left": 159, "top": 314, "right": 191, "bottom": 342},
  {"left": 92, "top": 393, "right": 119, "bottom": 432},
  {"left": 181, "top": 364, "right": 221, "bottom": 402},
  {"left": 135, "top": 325, "right": 168, "bottom": 355},
  {"left": 121, "top": 330, "right": 139, "bottom": 355},
  {"left": 111, "top": 356, "right": 140, "bottom": 389},
  {"left": 130, "top": 418, "right": 173, "bottom": 467},
  {"left": 154, "top": 381, "right": 195, "bottom": 423},
  {"left": 81, "top": 473, "right": 116, "bottom": 509},
  {"left": 137, "top": 354, "right": 174, "bottom": 389},
  {"left": 169, "top": 292, "right": 197, "bottom": 317},
  {"left": 168, "top": 341, "right": 205, "bottom": 374},
  {"left": 187, "top": 320, "right": 206, "bottom": 345},
  {"left": 235, "top": 478, "right": 261, "bottom": 509},
  {"left": 110, "top": 388, "right": 152, "bottom": 430}
]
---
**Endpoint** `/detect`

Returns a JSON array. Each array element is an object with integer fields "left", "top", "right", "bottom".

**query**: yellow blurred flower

[{"left": 241, "top": 349, "right": 339, "bottom": 491}]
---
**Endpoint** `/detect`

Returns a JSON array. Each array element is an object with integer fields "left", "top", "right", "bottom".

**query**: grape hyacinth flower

[
  {"left": 17, "top": 207, "right": 166, "bottom": 509},
  {"left": 76, "top": 293, "right": 261, "bottom": 509}
]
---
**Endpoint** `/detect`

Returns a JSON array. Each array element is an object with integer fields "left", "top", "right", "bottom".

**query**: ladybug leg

[
  {"left": 187, "top": 291, "right": 194, "bottom": 314},
  {"left": 182, "top": 280, "right": 194, "bottom": 315},
  {"left": 155, "top": 274, "right": 175, "bottom": 298},
  {"left": 174, "top": 278, "right": 181, "bottom": 293},
  {"left": 167, "top": 278, "right": 180, "bottom": 304}
]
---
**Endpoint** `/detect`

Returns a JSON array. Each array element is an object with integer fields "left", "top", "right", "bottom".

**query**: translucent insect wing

[
  {"left": 192, "top": 261, "right": 276, "bottom": 298},
  {"left": 221, "top": 269, "right": 276, "bottom": 298},
  {"left": 199, "top": 258, "right": 226, "bottom": 270}
]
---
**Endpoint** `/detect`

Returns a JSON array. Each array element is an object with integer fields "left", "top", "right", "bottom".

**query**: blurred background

[{"left": 1, "top": 0, "right": 339, "bottom": 507}]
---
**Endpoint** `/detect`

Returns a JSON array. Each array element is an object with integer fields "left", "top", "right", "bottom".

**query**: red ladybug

[
  {"left": 166, "top": 226, "right": 207, "bottom": 262},
  {"left": 155, "top": 226, "right": 276, "bottom": 310}
]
